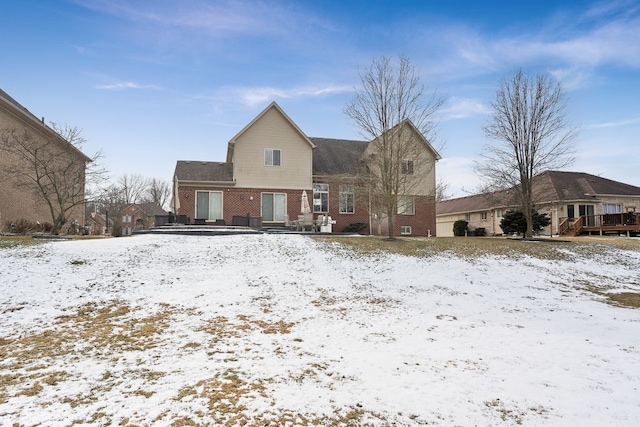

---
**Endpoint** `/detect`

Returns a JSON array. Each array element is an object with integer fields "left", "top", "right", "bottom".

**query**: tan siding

[
  {"left": 0, "top": 100, "right": 86, "bottom": 230},
  {"left": 436, "top": 214, "right": 460, "bottom": 237},
  {"left": 233, "top": 107, "right": 312, "bottom": 190}
]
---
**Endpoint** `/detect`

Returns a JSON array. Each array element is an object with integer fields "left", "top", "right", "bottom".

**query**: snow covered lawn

[{"left": 1, "top": 234, "right": 639, "bottom": 426}]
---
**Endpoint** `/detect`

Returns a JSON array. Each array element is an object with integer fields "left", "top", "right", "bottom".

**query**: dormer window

[{"left": 265, "top": 149, "right": 281, "bottom": 166}]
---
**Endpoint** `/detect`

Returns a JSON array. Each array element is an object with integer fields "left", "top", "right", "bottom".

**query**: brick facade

[
  {"left": 1, "top": 90, "right": 88, "bottom": 232},
  {"left": 176, "top": 182, "right": 437, "bottom": 236},
  {"left": 174, "top": 102, "right": 440, "bottom": 237}
]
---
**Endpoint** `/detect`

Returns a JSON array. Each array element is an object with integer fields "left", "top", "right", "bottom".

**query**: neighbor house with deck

[
  {"left": 172, "top": 102, "right": 441, "bottom": 236},
  {"left": 436, "top": 171, "right": 640, "bottom": 237}
]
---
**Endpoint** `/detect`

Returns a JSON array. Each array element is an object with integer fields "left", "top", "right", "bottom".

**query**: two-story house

[
  {"left": 0, "top": 88, "right": 91, "bottom": 232},
  {"left": 172, "top": 102, "right": 441, "bottom": 236},
  {"left": 119, "top": 203, "right": 168, "bottom": 236}
]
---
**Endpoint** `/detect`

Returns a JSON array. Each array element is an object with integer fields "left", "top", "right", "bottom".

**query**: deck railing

[
  {"left": 568, "top": 212, "right": 640, "bottom": 235},
  {"left": 558, "top": 217, "right": 571, "bottom": 235}
]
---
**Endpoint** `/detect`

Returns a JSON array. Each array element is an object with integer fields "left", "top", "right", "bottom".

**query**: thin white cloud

[
  {"left": 72, "top": 0, "right": 328, "bottom": 39},
  {"left": 587, "top": 116, "right": 640, "bottom": 129},
  {"left": 428, "top": 3, "right": 640, "bottom": 83},
  {"left": 547, "top": 67, "right": 594, "bottom": 90},
  {"left": 215, "top": 85, "right": 352, "bottom": 107},
  {"left": 94, "top": 80, "right": 159, "bottom": 91},
  {"left": 439, "top": 97, "right": 491, "bottom": 120}
]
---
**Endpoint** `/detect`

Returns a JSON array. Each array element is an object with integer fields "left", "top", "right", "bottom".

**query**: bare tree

[
  {"left": 436, "top": 177, "right": 451, "bottom": 202},
  {"left": 477, "top": 69, "right": 577, "bottom": 238},
  {"left": 344, "top": 55, "right": 444, "bottom": 240},
  {"left": 144, "top": 178, "right": 171, "bottom": 210},
  {"left": 95, "top": 176, "right": 170, "bottom": 236},
  {"left": 0, "top": 122, "right": 106, "bottom": 234},
  {"left": 117, "top": 174, "right": 149, "bottom": 204}
]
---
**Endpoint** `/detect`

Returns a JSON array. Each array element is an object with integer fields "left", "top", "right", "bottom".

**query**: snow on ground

[{"left": 1, "top": 234, "right": 639, "bottom": 426}]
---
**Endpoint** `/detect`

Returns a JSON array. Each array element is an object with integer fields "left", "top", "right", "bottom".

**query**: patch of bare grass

[
  {"left": 606, "top": 292, "right": 640, "bottom": 308},
  {"left": 199, "top": 315, "right": 295, "bottom": 341},
  {"left": 166, "top": 368, "right": 389, "bottom": 426},
  {"left": 318, "top": 235, "right": 639, "bottom": 264},
  {"left": 484, "top": 398, "right": 552, "bottom": 424},
  {"left": 317, "top": 236, "right": 580, "bottom": 261},
  {"left": 0, "top": 301, "right": 176, "bottom": 404},
  {"left": 0, "top": 235, "right": 44, "bottom": 248}
]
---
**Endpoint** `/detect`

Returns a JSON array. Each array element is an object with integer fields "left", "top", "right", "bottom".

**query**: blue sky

[{"left": 1, "top": 0, "right": 639, "bottom": 197}]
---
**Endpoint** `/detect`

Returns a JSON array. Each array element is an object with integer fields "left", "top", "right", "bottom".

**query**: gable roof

[
  {"left": 226, "top": 102, "right": 316, "bottom": 163},
  {"left": 0, "top": 88, "right": 92, "bottom": 163},
  {"left": 367, "top": 119, "right": 442, "bottom": 161},
  {"left": 398, "top": 119, "right": 442, "bottom": 160},
  {"left": 136, "top": 202, "right": 168, "bottom": 216},
  {"left": 539, "top": 170, "right": 640, "bottom": 199},
  {"left": 174, "top": 160, "right": 233, "bottom": 182},
  {"left": 310, "top": 137, "right": 369, "bottom": 176},
  {"left": 436, "top": 171, "right": 640, "bottom": 215}
]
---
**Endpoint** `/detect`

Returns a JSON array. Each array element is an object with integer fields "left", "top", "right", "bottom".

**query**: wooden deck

[{"left": 560, "top": 213, "right": 640, "bottom": 236}]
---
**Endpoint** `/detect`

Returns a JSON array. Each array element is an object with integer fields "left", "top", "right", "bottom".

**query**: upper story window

[
  {"left": 313, "top": 183, "right": 329, "bottom": 213},
  {"left": 481, "top": 212, "right": 487, "bottom": 220},
  {"left": 264, "top": 149, "right": 281, "bottom": 166},
  {"left": 122, "top": 215, "right": 132, "bottom": 223},
  {"left": 401, "top": 159, "right": 414, "bottom": 175}
]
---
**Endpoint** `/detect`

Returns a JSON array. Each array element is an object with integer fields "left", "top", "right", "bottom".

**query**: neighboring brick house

[
  {"left": 118, "top": 203, "right": 167, "bottom": 236},
  {"left": 436, "top": 171, "right": 640, "bottom": 237},
  {"left": 86, "top": 211, "right": 108, "bottom": 236},
  {"left": 0, "top": 88, "right": 91, "bottom": 232},
  {"left": 172, "top": 102, "right": 441, "bottom": 236}
]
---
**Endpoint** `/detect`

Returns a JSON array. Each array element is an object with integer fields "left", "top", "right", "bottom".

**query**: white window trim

[
  {"left": 397, "top": 195, "right": 415, "bottom": 216},
  {"left": 401, "top": 159, "right": 414, "bottom": 175},
  {"left": 401, "top": 225, "right": 412, "bottom": 235},
  {"left": 602, "top": 203, "right": 622, "bottom": 214},
  {"left": 339, "top": 184, "right": 355, "bottom": 214},
  {"left": 313, "top": 183, "right": 329, "bottom": 213},
  {"left": 261, "top": 192, "right": 287, "bottom": 222},
  {"left": 195, "top": 190, "right": 224, "bottom": 221},
  {"left": 264, "top": 148, "right": 281, "bottom": 166}
]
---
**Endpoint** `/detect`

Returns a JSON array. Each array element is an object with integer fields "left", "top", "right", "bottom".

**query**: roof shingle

[
  {"left": 310, "top": 137, "right": 369, "bottom": 176},
  {"left": 437, "top": 171, "right": 640, "bottom": 215},
  {"left": 174, "top": 161, "right": 233, "bottom": 182}
]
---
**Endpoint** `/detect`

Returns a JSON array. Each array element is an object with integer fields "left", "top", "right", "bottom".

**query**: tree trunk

[{"left": 387, "top": 207, "right": 396, "bottom": 240}]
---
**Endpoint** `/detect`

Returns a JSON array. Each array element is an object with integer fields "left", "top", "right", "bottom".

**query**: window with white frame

[
  {"left": 397, "top": 196, "right": 415, "bottom": 215},
  {"left": 122, "top": 215, "right": 132, "bottom": 223},
  {"left": 401, "top": 159, "right": 414, "bottom": 175},
  {"left": 401, "top": 225, "right": 412, "bottom": 235},
  {"left": 264, "top": 149, "right": 281, "bottom": 166},
  {"left": 313, "top": 184, "right": 329, "bottom": 213},
  {"left": 603, "top": 203, "right": 622, "bottom": 214},
  {"left": 339, "top": 185, "right": 354, "bottom": 214},
  {"left": 481, "top": 212, "right": 487, "bottom": 220},
  {"left": 196, "top": 191, "right": 223, "bottom": 220},
  {"left": 465, "top": 213, "right": 471, "bottom": 221}
]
